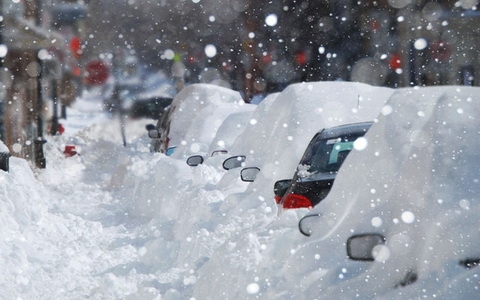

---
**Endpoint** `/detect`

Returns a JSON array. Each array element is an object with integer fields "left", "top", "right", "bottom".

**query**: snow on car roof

[
  {"left": 167, "top": 83, "right": 255, "bottom": 158},
  {"left": 273, "top": 85, "right": 480, "bottom": 299}
]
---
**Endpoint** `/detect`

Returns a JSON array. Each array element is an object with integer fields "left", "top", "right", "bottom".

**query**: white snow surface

[
  {"left": 167, "top": 83, "right": 256, "bottom": 159},
  {"left": 229, "top": 81, "right": 395, "bottom": 185},
  {"left": 1, "top": 82, "right": 479, "bottom": 299}
]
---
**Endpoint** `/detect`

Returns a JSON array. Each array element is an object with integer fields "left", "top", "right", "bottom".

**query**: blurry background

[
  {"left": 86, "top": 0, "right": 480, "bottom": 98},
  {"left": 0, "top": 0, "right": 479, "bottom": 167}
]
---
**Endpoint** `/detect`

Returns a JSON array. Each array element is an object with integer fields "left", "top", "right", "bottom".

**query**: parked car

[
  {"left": 221, "top": 82, "right": 393, "bottom": 194},
  {"left": 274, "top": 121, "right": 372, "bottom": 209},
  {"left": 184, "top": 109, "right": 255, "bottom": 168},
  {"left": 146, "top": 83, "right": 254, "bottom": 157},
  {"left": 103, "top": 80, "right": 144, "bottom": 113},
  {"left": 189, "top": 82, "right": 395, "bottom": 298},
  {"left": 288, "top": 86, "right": 480, "bottom": 299},
  {"left": 0, "top": 140, "right": 10, "bottom": 172},
  {"left": 128, "top": 96, "right": 173, "bottom": 119},
  {"left": 147, "top": 102, "right": 175, "bottom": 154}
]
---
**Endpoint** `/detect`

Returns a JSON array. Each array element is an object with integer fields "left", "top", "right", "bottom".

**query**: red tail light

[
  {"left": 282, "top": 194, "right": 313, "bottom": 209},
  {"left": 274, "top": 195, "right": 282, "bottom": 204}
]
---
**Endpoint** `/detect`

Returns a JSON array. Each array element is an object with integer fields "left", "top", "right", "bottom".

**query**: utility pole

[
  {"left": 0, "top": 0, "right": 3, "bottom": 55},
  {"left": 0, "top": 0, "right": 5, "bottom": 140},
  {"left": 35, "top": 53, "right": 46, "bottom": 168},
  {"left": 34, "top": 0, "right": 46, "bottom": 168}
]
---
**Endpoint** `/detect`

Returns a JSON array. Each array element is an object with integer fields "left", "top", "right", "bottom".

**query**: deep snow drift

[
  {"left": 166, "top": 84, "right": 256, "bottom": 158},
  {"left": 1, "top": 82, "right": 479, "bottom": 299}
]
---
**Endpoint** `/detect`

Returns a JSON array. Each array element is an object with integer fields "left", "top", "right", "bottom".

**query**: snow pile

[
  {"left": 1, "top": 82, "right": 479, "bottom": 299},
  {"left": 193, "top": 85, "right": 480, "bottom": 299},
  {"left": 167, "top": 83, "right": 255, "bottom": 158},
  {"left": 230, "top": 81, "right": 395, "bottom": 182},
  {"left": 291, "top": 86, "right": 480, "bottom": 299}
]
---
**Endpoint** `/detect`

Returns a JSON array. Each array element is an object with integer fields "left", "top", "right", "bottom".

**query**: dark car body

[
  {"left": 147, "top": 103, "right": 176, "bottom": 154},
  {"left": 275, "top": 121, "right": 372, "bottom": 209},
  {"left": 103, "top": 81, "right": 144, "bottom": 113},
  {"left": 129, "top": 97, "right": 173, "bottom": 119}
]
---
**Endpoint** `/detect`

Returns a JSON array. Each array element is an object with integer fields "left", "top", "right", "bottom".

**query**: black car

[
  {"left": 103, "top": 82, "right": 144, "bottom": 113},
  {"left": 129, "top": 96, "right": 173, "bottom": 119},
  {"left": 274, "top": 122, "right": 372, "bottom": 209},
  {"left": 146, "top": 103, "right": 176, "bottom": 154}
]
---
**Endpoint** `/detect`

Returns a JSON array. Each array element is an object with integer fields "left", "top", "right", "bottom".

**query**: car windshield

[{"left": 300, "top": 133, "right": 364, "bottom": 174}]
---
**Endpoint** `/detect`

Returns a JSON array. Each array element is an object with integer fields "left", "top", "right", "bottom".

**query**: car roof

[{"left": 318, "top": 121, "right": 373, "bottom": 139}]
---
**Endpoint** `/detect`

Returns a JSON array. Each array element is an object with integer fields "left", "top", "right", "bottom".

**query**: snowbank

[
  {"left": 2, "top": 82, "right": 479, "bottom": 299},
  {"left": 231, "top": 81, "right": 395, "bottom": 181},
  {"left": 167, "top": 83, "right": 254, "bottom": 158},
  {"left": 290, "top": 85, "right": 480, "bottom": 299}
]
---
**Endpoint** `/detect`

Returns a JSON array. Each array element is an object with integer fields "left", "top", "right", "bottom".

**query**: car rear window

[{"left": 301, "top": 133, "right": 364, "bottom": 174}]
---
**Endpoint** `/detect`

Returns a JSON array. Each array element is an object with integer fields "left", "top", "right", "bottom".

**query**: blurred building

[
  {"left": 356, "top": 0, "right": 480, "bottom": 87},
  {"left": 81, "top": 0, "right": 479, "bottom": 101},
  {"left": 204, "top": 0, "right": 480, "bottom": 98},
  {"left": 0, "top": 0, "right": 88, "bottom": 168}
]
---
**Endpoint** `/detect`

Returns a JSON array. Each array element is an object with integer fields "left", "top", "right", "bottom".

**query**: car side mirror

[
  {"left": 346, "top": 233, "right": 386, "bottom": 261},
  {"left": 273, "top": 179, "right": 291, "bottom": 198},
  {"left": 0, "top": 152, "right": 11, "bottom": 172},
  {"left": 240, "top": 167, "right": 260, "bottom": 182},
  {"left": 186, "top": 155, "right": 204, "bottom": 166},
  {"left": 222, "top": 155, "right": 246, "bottom": 170},
  {"left": 148, "top": 129, "right": 161, "bottom": 139},
  {"left": 298, "top": 213, "right": 322, "bottom": 237},
  {"left": 211, "top": 150, "right": 228, "bottom": 157},
  {"left": 146, "top": 124, "right": 156, "bottom": 131}
]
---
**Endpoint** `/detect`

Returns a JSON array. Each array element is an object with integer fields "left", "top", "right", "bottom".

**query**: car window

[
  {"left": 301, "top": 133, "right": 363, "bottom": 174},
  {"left": 328, "top": 140, "right": 354, "bottom": 164}
]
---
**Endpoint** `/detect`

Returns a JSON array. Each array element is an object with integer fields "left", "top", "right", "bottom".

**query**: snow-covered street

[{"left": 1, "top": 82, "right": 479, "bottom": 299}]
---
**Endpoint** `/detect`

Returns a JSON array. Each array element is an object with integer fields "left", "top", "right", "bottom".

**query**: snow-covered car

[
  {"left": 185, "top": 108, "right": 255, "bottom": 167},
  {"left": 214, "top": 82, "right": 394, "bottom": 208},
  {"left": 147, "top": 101, "right": 176, "bottom": 154},
  {"left": 290, "top": 86, "right": 480, "bottom": 298},
  {"left": 274, "top": 121, "right": 372, "bottom": 209},
  {"left": 187, "top": 82, "right": 396, "bottom": 297},
  {"left": 147, "top": 83, "right": 255, "bottom": 157},
  {"left": 0, "top": 140, "right": 10, "bottom": 172}
]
